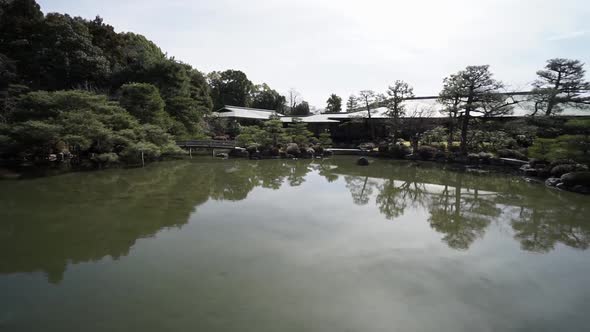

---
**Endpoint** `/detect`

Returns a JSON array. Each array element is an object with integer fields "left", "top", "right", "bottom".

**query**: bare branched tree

[
  {"left": 404, "top": 105, "right": 435, "bottom": 151},
  {"left": 287, "top": 88, "right": 301, "bottom": 114}
]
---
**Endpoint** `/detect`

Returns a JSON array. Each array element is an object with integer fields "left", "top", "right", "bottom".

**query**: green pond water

[{"left": 1, "top": 156, "right": 589, "bottom": 332}]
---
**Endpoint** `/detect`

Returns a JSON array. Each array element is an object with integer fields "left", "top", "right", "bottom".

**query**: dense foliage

[
  {"left": 0, "top": 90, "right": 182, "bottom": 165},
  {"left": 1, "top": 1, "right": 589, "bottom": 168},
  {"left": 528, "top": 119, "right": 590, "bottom": 164},
  {"left": 0, "top": 0, "right": 290, "bottom": 165},
  {"left": 236, "top": 117, "right": 325, "bottom": 156},
  {"left": 325, "top": 94, "right": 342, "bottom": 113}
]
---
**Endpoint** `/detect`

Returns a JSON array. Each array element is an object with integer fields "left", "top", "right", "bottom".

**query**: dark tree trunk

[
  {"left": 545, "top": 99, "right": 555, "bottom": 116},
  {"left": 447, "top": 116, "right": 454, "bottom": 151},
  {"left": 366, "top": 102, "right": 375, "bottom": 141},
  {"left": 460, "top": 110, "right": 470, "bottom": 155},
  {"left": 545, "top": 71, "right": 562, "bottom": 116}
]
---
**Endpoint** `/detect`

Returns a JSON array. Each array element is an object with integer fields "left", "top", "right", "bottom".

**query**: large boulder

[
  {"left": 478, "top": 152, "right": 494, "bottom": 164},
  {"left": 357, "top": 157, "right": 370, "bottom": 166},
  {"left": 528, "top": 158, "right": 547, "bottom": 169},
  {"left": 417, "top": 146, "right": 439, "bottom": 161},
  {"left": 246, "top": 145, "right": 259, "bottom": 154},
  {"left": 285, "top": 143, "right": 300, "bottom": 156},
  {"left": 550, "top": 163, "right": 588, "bottom": 177},
  {"left": 381, "top": 142, "right": 411, "bottom": 159},
  {"left": 561, "top": 172, "right": 590, "bottom": 187},
  {"left": 299, "top": 147, "right": 315, "bottom": 159}
]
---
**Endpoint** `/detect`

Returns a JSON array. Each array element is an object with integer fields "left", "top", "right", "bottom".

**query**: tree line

[
  {"left": 0, "top": 0, "right": 313, "bottom": 165},
  {"left": 336, "top": 60, "right": 589, "bottom": 155},
  {"left": 1, "top": 0, "right": 589, "bottom": 165}
]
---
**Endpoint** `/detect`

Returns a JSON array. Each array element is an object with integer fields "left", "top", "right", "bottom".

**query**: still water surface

[{"left": 1, "top": 157, "right": 589, "bottom": 331}]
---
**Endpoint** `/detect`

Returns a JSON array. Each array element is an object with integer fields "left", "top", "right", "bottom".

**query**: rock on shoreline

[{"left": 545, "top": 172, "right": 590, "bottom": 194}]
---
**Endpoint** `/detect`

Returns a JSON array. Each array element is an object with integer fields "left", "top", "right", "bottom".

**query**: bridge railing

[{"left": 176, "top": 140, "right": 237, "bottom": 148}]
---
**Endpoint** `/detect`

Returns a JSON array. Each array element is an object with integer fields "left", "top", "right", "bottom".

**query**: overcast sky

[{"left": 39, "top": 0, "right": 590, "bottom": 109}]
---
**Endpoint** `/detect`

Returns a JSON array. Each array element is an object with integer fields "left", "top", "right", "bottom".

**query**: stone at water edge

[
  {"left": 230, "top": 148, "right": 249, "bottom": 158},
  {"left": 561, "top": 172, "right": 590, "bottom": 187},
  {"left": 285, "top": 143, "right": 300, "bottom": 156},
  {"left": 357, "top": 157, "right": 369, "bottom": 166},
  {"left": 545, "top": 177, "right": 561, "bottom": 187},
  {"left": 520, "top": 164, "right": 538, "bottom": 177},
  {"left": 571, "top": 185, "right": 590, "bottom": 194},
  {"left": 215, "top": 152, "right": 229, "bottom": 159}
]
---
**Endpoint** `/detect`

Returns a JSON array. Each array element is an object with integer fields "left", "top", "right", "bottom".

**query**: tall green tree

[
  {"left": 208, "top": 69, "right": 253, "bottom": 110},
  {"left": 37, "top": 13, "right": 110, "bottom": 90},
  {"left": 439, "top": 65, "right": 512, "bottom": 154},
  {"left": 384, "top": 80, "right": 414, "bottom": 138},
  {"left": 325, "top": 93, "right": 342, "bottom": 113},
  {"left": 118, "top": 83, "right": 169, "bottom": 128},
  {"left": 286, "top": 118, "right": 313, "bottom": 145},
  {"left": 85, "top": 16, "right": 125, "bottom": 76},
  {"left": 250, "top": 83, "right": 285, "bottom": 111},
  {"left": 188, "top": 69, "right": 213, "bottom": 111},
  {"left": 263, "top": 116, "right": 288, "bottom": 147},
  {"left": 385, "top": 80, "right": 414, "bottom": 119},
  {"left": 108, "top": 32, "right": 166, "bottom": 90},
  {"left": 0, "top": 0, "right": 44, "bottom": 86},
  {"left": 139, "top": 59, "right": 191, "bottom": 101},
  {"left": 292, "top": 101, "right": 310, "bottom": 116},
  {"left": 346, "top": 95, "right": 358, "bottom": 112},
  {"left": 438, "top": 78, "right": 463, "bottom": 149},
  {"left": 532, "top": 58, "right": 590, "bottom": 116}
]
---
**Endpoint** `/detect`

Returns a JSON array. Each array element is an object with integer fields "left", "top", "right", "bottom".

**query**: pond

[{"left": 1, "top": 157, "right": 589, "bottom": 331}]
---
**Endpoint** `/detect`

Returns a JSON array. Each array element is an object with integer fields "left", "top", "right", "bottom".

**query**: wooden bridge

[{"left": 176, "top": 140, "right": 237, "bottom": 149}]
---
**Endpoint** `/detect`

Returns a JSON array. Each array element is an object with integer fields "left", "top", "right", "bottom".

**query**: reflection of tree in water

[
  {"left": 375, "top": 167, "right": 430, "bottom": 220},
  {"left": 506, "top": 189, "right": 590, "bottom": 253},
  {"left": 286, "top": 160, "right": 310, "bottom": 187},
  {"left": 375, "top": 179, "right": 409, "bottom": 219},
  {"left": 344, "top": 175, "right": 378, "bottom": 205},
  {"left": 209, "top": 161, "right": 260, "bottom": 201},
  {"left": 427, "top": 177, "right": 501, "bottom": 250},
  {"left": 0, "top": 161, "right": 213, "bottom": 283},
  {"left": 2, "top": 158, "right": 589, "bottom": 284},
  {"left": 339, "top": 165, "right": 501, "bottom": 252},
  {"left": 0, "top": 158, "right": 319, "bottom": 284},
  {"left": 315, "top": 162, "right": 339, "bottom": 183},
  {"left": 256, "top": 161, "right": 291, "bottom": 189}
]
